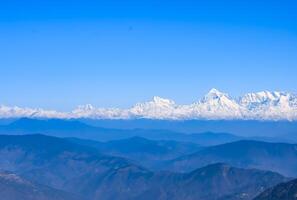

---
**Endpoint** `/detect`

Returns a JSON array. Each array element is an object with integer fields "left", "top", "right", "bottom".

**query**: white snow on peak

[
  {"left": 205, "top": 88, "right": 226, "bottom": 98},
  {"left": 241, "top": 91, "right": 283, "bottom": 105},
  {"left": 0, "top": 105, "right": 67, "bottom": 119},
  {"left": 0, "top": 89, "right": 296, "bottom": 120},
  {"left": 201, "top": 88, "right": 235, "bottom": 105},
  {"left": 129, "top": 96, "right": 177, "bottom": 119},
  {"left": 152, "top": 96, "right": 175, "bottom": 106},
  {"left": 186, "top": 89, "right": 242, "bottom": 119},
  {"left": 76, "top": 104, "right": 95, "bottom": 111},
  {"left": 239, "top": 91, "right": 297, "bottom": 120}
]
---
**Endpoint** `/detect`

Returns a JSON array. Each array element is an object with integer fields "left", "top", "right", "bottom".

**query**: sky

[{"left": 0, "top": 0, "right": 297, "bottom": 110}]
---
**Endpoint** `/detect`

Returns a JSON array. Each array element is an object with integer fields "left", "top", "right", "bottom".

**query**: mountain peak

[
  {"left": 208, "top": 88, "right": 223, "bottom": 94},
  {"left": 75, "top": 104, "right": 95, "bottom": 111},
  {"left": 205, "top": 88, "right": 228, "bottom": 99},
  {"left": 152, "top": 96, "right": 175, "bottom": 106},
  {"left": 0, "top": 89, "right": 296, "bottom": 120}
]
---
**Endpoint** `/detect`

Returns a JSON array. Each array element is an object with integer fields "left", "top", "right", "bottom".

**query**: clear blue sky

[{"left": 1, "top": 0, "right": 296, "bottom": 110}]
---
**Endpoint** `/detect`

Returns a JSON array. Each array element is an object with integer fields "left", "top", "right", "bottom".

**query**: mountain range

[
  {"left": 0, "top": 118, "right": 245, "bottom": 145},
  {"left": 0, "top": 134, "right": 289, "bottom": 200},
  {"left": 165, "top": 140, "right": 297, "bottom": 177},
  {"left": 67, "top": 136, "right": 202, "bottom": 168},
  {"left": 67, "top": 137, "right": 297, "bottom": 175},
  {"left": 1, "top": 89, "right": 297, "bottom": 120},
  {"left": 66, "top": 135, "right": 297, "bottom": 177}
]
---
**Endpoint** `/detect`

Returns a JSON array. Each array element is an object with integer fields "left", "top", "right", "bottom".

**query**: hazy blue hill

[
  {"left": 167, "top": 140, "right": 297, "bottom": 176},
  {"left": 0, "top": 171, "right": 81, "bottom": 200},
  {"left": 188, "top": 132, "right": 241, "bottom": 145},
  {"left": 67, "top": 136, "right": 202, "bottom": 168},
  {"left": 8, "top": 117, "right": 94, "bottom": 131},
  {"left": 0, "top": 118, "right": 15, "bottom": 125},
  {"left": 68, "top": 136, "right": 201, "bottom": 154},
  {"left": 0, "top": 134, "right": 288, "bottom": 200},
  {"left": 0, "top": 118, "right": 244, "bottom": 145},
  {"left": 99, "top": 136, "right": 201, "bottom": 154},
  {"left": 254, "top": 179, "right": 297, "bottom": 200},
  {"left": 0, "top": 134, "right": 153, "bottom": 200},
  {"left": 0, "top": 133, "right": 102, "bottom": 158},
  {"left": 82, "top": 119, "right": 297, "bottom": 138},
  {"left": 137, "top": 163, "right": 288, "bottom": 200}
]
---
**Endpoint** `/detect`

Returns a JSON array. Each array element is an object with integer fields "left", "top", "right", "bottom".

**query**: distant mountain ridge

[
  {"left": 2, "top": 118, "right": 296, "bottom": 145},
  {"left": 166, "top": 140, "right": 297, "bottom": 177},
  {"left": 0, "top": 134, "right": 289, "bottom": 200},
  {"left": 66, "top": 136, "right": 202, "bottom": 168},
  {"left": 138, "top": 163, "right": 288, "bottom": 200},
  {"left": 0, "top": 118, "right": 244, "bottom": 145},
  {"left": 0, "top": 88, "right": 297, "bottom": 120}
]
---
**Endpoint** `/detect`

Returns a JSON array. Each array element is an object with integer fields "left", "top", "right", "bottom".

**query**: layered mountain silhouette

[
  {"left": 0, "top": 134, "right": 153, "bottom": 200},
  {"left": 67, "top": 136, "right": 202, "bottom": 168},
  {"left": 0, "top": 134, "right": 289, "bottom": 200},
  {"left": 138, "top": 163, "right": 287, "bottom": 200},
  {"left": 166, "top": 140, "right": 297, "bottom": 176},
  {"left": 3, "top": 118, "right": 297, "bottom": 144},
  {"left": 0, "top": 118, "right": 244, "bottom": 145}
]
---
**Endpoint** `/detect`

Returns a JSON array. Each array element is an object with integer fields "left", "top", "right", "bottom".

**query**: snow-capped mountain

[
  {"left": 129, "top": 96, "right": 180, "bottom": 119},
  {"left": 1, "top": 89, "right": 296, "bottom": 120},
  {"left": 187, "top": 88, "right": 243, "bottom": 119},
  {"left": 240, "top": 91, "right": 297, "bottom": 120},
  {"left": 0, "top": 105, "right": 68, "bottom": 119}
]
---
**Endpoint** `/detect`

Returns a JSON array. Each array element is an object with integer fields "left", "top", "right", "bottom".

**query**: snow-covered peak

[
  {"left": 206, "top": 88, "right": 226, "bottom": 97},
  {"left": 0, "top": 105, "right": 67, "bottom": 119},
  {"left": 241, "top": 91, "right": 282, "bottom": 104},
  {"left": 188, "top": 89, "right": 242, "bottom": 119},
  {"left": 132, "top": 96, "right": 175, "bottom": 110},
  {"left": 74, "top": 104, "right": 95, "bottom": 112},
  {"left": 238, "top": 91, "right": 297, "bottom": 120},
  {"left": 201, "top": 88, "right": 231, "bottom": 102},
  {"left": 0, "top": 89, "right": 296, "bottom": 120},
  {"left": 129, "top": 96, "right": 177, "bottom": 119},
  {"left": 152, "top": 96, "right": 175, "bottom": 106},
  {"left": 240, "top": 91, "right": 296, "bottom": 108},
  {"left": 200, "top": 89, "right": 237, "bottom": 108}
]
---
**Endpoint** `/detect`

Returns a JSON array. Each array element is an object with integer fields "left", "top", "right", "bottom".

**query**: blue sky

[{"left": 0, "top": 0, "right": 297, "bottom": 110}]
